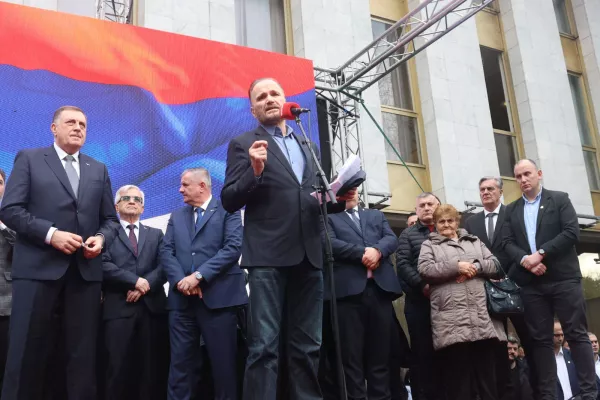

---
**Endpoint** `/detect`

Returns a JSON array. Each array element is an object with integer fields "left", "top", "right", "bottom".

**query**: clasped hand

[
  {"left": 177, "top": 274, "right": 203, "bottom": 298},
  {"left": 50, "top": 230, "right": 103, "bottom": 259},
  {"left": 456, "top": 261, "right": 477, "bottom": 283},
  {"left": 521, "top": 252, "right": 546, "bottom": 276},
  {"left": 362, "top": 247, "right": 381, "bottom": 270}
]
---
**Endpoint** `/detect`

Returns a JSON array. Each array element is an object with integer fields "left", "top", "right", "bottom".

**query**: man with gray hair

[
  {"left": 464, "top": 176, "right": 533, "bottom": 398},
  {"left": 396, "top": 192, "right": 441, "bottom": 400},
  {"left": 102, "top": 184, "right": 169, "bottom": 399},
  {"left": 161, "top": 167, "right": 247, "bottom": 400}
]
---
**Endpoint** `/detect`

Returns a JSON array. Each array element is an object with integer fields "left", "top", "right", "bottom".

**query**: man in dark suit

[
  {"left": 324, "top": 188, "right": 402, "bottom": 399},
  {"left": 102, "top": 184, "right": 168, "bottom": 400},
  {"left": 464, "top": 176, "right": 533, "bottom": 397},
  {"left": 0, "top": 106, "right": 119, "bottom": 400},
  {"left": 0, "top": 168, "right": 15, "bottom": 390},
  {"left": 396, "top": 192, "right": 441, "bottom": 400},
  {"left": 502, "top": 159, "right": 597, "bottom": 400},
  {"left": 162, "top": 167, "right": 247, "bottom": 400},
  {"left": 554, "top": 320, "right": 581, "bottom": 400},
  {"left": 221, "top": 77, "right": 354, "bottom": 400}
]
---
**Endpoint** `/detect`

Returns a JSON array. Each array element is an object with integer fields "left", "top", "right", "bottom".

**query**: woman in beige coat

[{"left": 418, "top": 204, "right": 506, "bottom": 400}]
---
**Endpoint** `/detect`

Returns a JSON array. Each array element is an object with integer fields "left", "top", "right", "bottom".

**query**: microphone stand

[{"left": 295, "top": 114, "right": 348, "bottom": 400}]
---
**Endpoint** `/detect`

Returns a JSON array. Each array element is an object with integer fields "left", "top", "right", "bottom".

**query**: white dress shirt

[
  {"left": 345, "top": 206, "right": 360, "bottom": 221},
  {"left": 483, "top": 203, "right": 502, "bottom": 238},
  {"left": 595, "top": 356, "right": 600, "bottom": 378},
  {"left": 556, "top": 347, "right": 573, "bottom": 400},
  {"left": 194, "top": 195, "right": 213, "bottom": 223},
  {"left": 0, "top": 221, "right": 6, "bottom": 231},
  {"left": 45, "top": 143, "right": 82, "bottom": 244},
  {"left": 121, "top": 220, "right": 140, "bottom": 242}
]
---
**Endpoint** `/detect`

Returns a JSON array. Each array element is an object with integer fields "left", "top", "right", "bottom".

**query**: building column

[
  {"left": 499, "top": 0, "right": 594, "bottom": 214},
  {"left": 409, "top": 0, "right": 500, "bottom": 206},
  {"left": 572, "top": 0, "right": 600, "bottom": 138},
  {"left": 290, "top": 0, "right": 391, "bottom": 202}
]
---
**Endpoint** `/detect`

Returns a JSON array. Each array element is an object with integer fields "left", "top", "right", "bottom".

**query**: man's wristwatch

[
  {"left": 538, "top": 249, "right": 546, "bottom": 258},
  {"left": 194, "top": 271, "right": 203, "bottom": 281}
]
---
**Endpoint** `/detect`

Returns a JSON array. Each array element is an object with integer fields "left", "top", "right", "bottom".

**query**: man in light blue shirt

[{"left": 503, "top": 159, "right": 596, "bottom": 400}]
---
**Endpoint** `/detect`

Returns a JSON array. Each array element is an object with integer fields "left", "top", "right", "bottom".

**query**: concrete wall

[
  {"left": 408, "top": 0, "right": 500, "bottom": 206},
  {"left": 499, "top": 0, "right": 594, "bottom": 214},
  {"left": 1, "top": 0, "right": 95, "bottom": 17},
  {"left": 290, "top": 0, "right": 392, "bottom": 202}
]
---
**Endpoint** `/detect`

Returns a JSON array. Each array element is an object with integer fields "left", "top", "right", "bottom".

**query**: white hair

[
  {"left": 182, "top": 167, "right": 212, "bottom": 189},
  {"left": 114, "top": 184, "right": 145, "bottom": 205}
]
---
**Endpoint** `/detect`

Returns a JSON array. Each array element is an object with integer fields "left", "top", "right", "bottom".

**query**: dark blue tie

[
  {"left": 195, "top": 207, "right": 204, "bottom": 232},
  {"left": 347, "top": 208, "right": 360, "bottom": 229}
]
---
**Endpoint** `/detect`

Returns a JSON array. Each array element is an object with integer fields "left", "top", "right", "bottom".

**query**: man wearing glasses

[{"left": 101, "top": 185, "right": 169, "bottom": 399}]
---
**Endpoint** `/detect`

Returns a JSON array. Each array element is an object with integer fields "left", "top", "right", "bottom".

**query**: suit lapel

[
  {"left": 192, "top": 197, "right": 218, "bottom": 240},
  {"left": 255, "top": 127, "right": 297, "bottom": 182},
  {"left": 44, "top": 146, "right": 76, "bottom": 201},
  {"left": 341, "top": 210, "right": 363, "bottom": 237},
  {"left": 491, "top": 205, "right": 506, "bottom": 247},
  {"left": 475, "top": 212, "right": 491, "bottom": 249},
  {"left": 535, "top": 190, "right": 550, "bottom": 234},
  {"left": 117, "top": 225, "right": 136, "bottom": 256},
  {"left": 185, "top": 206, "right": 195, "bottom": 239},
  {"left": 77, "top": 154, "right": 89, "bottom": 204},
  {"left": 137, "top": 224, "right": 148, "bottom": 255},
  {"left": 515, "top": 198, "right": 529, "bottom": 243},
  {"left": 299, "top": 138, "right": 312, "bottom": 184}
]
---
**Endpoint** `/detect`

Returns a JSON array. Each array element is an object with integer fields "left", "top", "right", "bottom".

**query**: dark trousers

[
  {"left": 243, "top": 262, "right": 323, "bottom": 400},
  {"left": 390, "top": 309, "right": 410, "bottom": 400},
  {"left": 337, "top": 281, "right": 393, "bottom": 400},
  {"left": 496, "top": 314, "right": 534, "bottom": 398},
  {"left": 168, "top": 300, "right": 239, "bottom": 400},
  {"left": 521, "top": 279, "right": 597, "bottom": 400},
  {"left": 2, "top": 265, "right": 101, "bottom": 400},
  {"left": 104, "top": 306, "right": 169, "bottom": 400},
  {"left": 404, "top": 297, "right": 441, "bottom": 400},
  {"left": 0, "top": 315, "right": 9, "bottom": 391},
  {"left": 438, "top": 339, "right": 499, "bottom": 400}
]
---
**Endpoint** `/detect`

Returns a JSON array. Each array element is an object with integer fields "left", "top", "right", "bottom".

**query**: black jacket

[
  {"left": 463, "top": 204, "right": 514, "bottom": 275},
  {"left": 221, "top": 126, "right": 344, "bottom": 269},
  {"left": 502, "top": 189, "right": 580, "bottom": 286},
  {"left": 396, "top": 220, "right": 432, "bottom": 300}
]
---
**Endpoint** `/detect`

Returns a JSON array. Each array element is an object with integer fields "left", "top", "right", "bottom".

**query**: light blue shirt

[
  {"left": 262, "top": 125, "right": 305, "bottom": 183},
  {"left": 523, "top": 187, "right": 543, "bottom": 254}
]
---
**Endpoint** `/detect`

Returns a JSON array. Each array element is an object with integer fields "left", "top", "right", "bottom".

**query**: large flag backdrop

[{"left": 0, "top": 2, "right": 318, "bottom": 220}]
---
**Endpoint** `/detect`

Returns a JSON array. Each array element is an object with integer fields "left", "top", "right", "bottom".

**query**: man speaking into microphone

[{"left": 222, "top": 78, "right": 356, "bottom": 400}]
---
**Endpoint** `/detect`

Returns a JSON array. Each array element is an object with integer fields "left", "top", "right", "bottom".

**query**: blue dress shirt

[
  {"left": 262, "top": 125, "right": 305, "bottom": 183},
  {"left": 523, "top": 187, "right": 543, "bottom": 254}
]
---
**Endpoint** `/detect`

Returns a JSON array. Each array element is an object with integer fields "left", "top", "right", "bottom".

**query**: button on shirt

[
  {"left": 45, "top": 143, "right": 82, "bottom": 244},
  {"left": 556, "top": 347, "right": 573, "bottom": 400},
  {"left": 121, "top": 220, "right": 139, "bottom": 241},
  {"left": 262, "top": 125, "right": 305, "bottom": 183},
  {"left": 523, "top": 187, "right": 543, "bottom": 254},
  {"left": 484, "top": 203, "right": 502, "bottom": 239}
]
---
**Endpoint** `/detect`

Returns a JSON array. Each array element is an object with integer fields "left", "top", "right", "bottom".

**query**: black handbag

[{"left": 484, "top": 264, "right": 524, "bottom": 317}]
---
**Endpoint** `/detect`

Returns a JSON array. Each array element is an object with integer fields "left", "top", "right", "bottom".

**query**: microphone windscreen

[{"left": 281, "top": 102, "right": 300, "bottom": 120}]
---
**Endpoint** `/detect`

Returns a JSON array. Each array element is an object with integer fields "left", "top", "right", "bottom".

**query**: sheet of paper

[{"left": 311, "top": 154, "right": 361, "bottom": 203}]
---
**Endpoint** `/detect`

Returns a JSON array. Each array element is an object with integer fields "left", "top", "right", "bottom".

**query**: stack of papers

[{"left": 311, "top": 154, "right": 362, "bottom": 203}]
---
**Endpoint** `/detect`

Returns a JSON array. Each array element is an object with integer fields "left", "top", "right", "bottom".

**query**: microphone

[{"left": 281, "top": 102, "right": 310, "bottom": 120}]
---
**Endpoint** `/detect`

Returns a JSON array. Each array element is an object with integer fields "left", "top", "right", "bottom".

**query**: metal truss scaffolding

[
  {"left": 96, "top": 0, "right": 133, "bottom": 24},
  {"left": 314, "top": 0, "right": 493, "bottom": 207}
]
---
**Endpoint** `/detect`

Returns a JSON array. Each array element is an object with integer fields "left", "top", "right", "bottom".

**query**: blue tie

[{"left": 195, "top": 207, "right": 204, "bottom": 232}]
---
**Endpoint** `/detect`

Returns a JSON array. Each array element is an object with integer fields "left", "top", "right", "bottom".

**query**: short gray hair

[
  {"left": 182, "top": 167, "right": 212, "bottom": 189},
  {"left": 478, "top": 176, "right": 503, "bottom": 190},
  {"left": 416, "top": 192, "right": 441, "bottom": 204},
  {"left": 507, "top": 335, "right": 520, "bottom": 345},
  {"left": 115, "top": 184, "right": 145, "bottom": 205}
]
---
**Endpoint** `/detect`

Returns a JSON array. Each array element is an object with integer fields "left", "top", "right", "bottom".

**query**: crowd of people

[{"left": 0, "top": 76, "right": 598, "bottom": 400}]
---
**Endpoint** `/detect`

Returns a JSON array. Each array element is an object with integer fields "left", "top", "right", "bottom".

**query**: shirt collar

[
  {"left": 523, "top": 186, "right": 543, "bottom": 204},
  {"left": 120, "top": 219, "right": 140, "bottom": 231},
  {"left": 53, "top": 142, "right": 80, "bottom": 162},
  {"left": 261, "top": 124, "right": 294, "bottom": 138},
  {"left": 484, "top": 203, "right": 502, "bottom": 217},
  {"left": 346, "top": 205, "right": 359, "bottom": 213},
  {"left": 195, "top": 195, "right": 213, "bottom": 212},
  {"left": 558, "top": 346, "right": 564, "bottom": 357}
]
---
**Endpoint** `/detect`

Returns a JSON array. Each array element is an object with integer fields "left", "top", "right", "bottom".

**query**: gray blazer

[{"left": 0, "top": 226, "right": 15, "bottom": 316}]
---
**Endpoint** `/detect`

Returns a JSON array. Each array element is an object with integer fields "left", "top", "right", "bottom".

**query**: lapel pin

[
  {"left": 85, "top": 163, "right": 90, "bottom": 166},
  {"left": 540, "top": 206, "right": 544, "bottom": 209}
]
